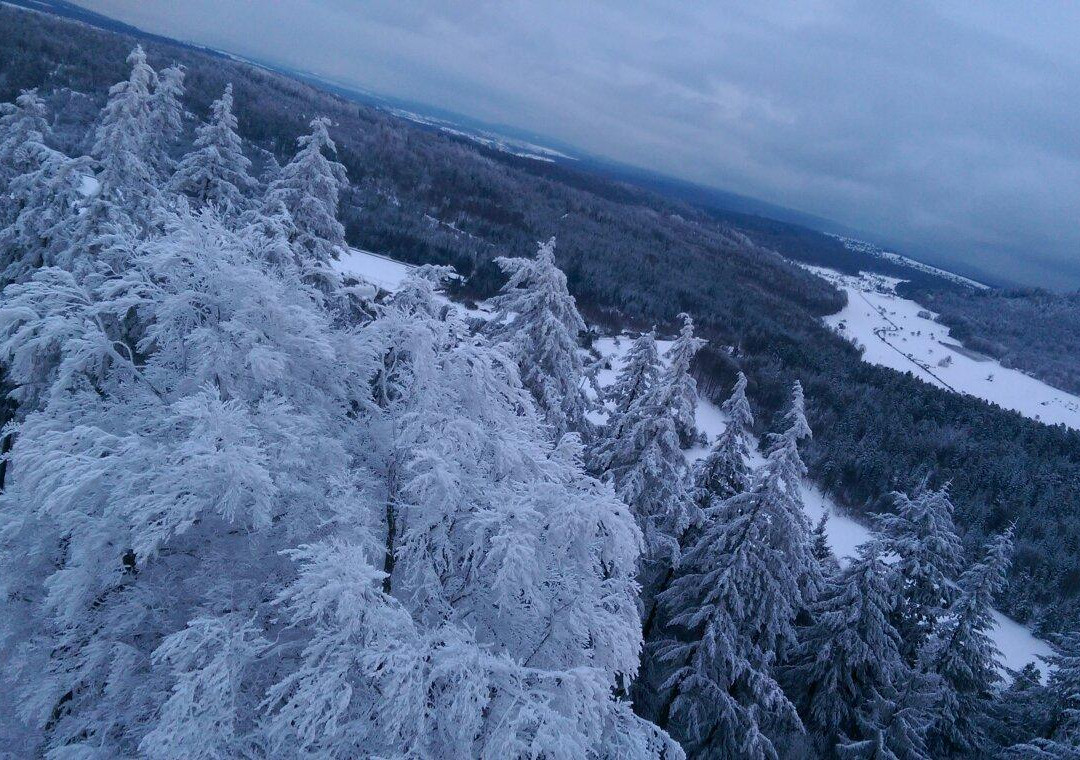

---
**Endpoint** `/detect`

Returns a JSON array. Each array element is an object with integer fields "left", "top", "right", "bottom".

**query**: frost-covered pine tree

[
  {"left": 691, "top": 371, "right": 754, "bottom": 509},
  {"left": 0, "top": 147, "right": 93, "bottom": 284},
  {"left": 791, "top": 544, "right": 926, "bottom": 757},
  {"left": 1003, "top": 630, "right": 1080, "bottom": 759},
  {"left": 643, "top": 384, "right": 818, "bottom": 759},
  {"left": 662, "top": 313, "right": 706, "bottom": 447},
  {"left": 267, "top": 115, "right": 349, "bottom": 281},
  {"left": 147, "top": 64, "right": 185, "bottom": 179},
  {"left": 921, "top": 528, "right": 1013, "bottom": 757},
  {"left": 0, "top": 88, "right": 49, "bottom": 189},
  {"left": 91, "top": 45, "right": 158, "bottom": 218},
  {"left": 486, "top": 237, "right": 594, "bottom": 438},
  {"left": 874, "top": 485, "right": 964, "bottom": 664},
  {"left": 171, "top": 84, "right": 255, "bottom": 212},
  {"left": 606, "top": 330, "right": 660, "bottom": 416},
  {"left": 0, "top": 201, "right": 679, "bottom": 758}
]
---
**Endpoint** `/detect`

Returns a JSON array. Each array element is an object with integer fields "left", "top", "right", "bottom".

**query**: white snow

[
  {"left": 333, "top": 247, "right": 414, "bottom": 291},
  {"left": 808, "top": 265, "right": 1080, "bottom": 431},
  {"left": 77, "top": 174, "right": 100, "bottom": 198},
  {"left": 594, "top": 330, "right": 1053, "bottom": 675}
]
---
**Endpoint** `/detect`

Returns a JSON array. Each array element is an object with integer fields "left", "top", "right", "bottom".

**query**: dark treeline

[{"left": 1, "top": 2, "right": 1079, "bottom": 634}]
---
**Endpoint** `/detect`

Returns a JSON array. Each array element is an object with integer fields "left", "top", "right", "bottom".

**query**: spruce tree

[
  {"left": 691, "top": 371, "right": 754, "bottom": 509},
  {"left": 874, "top": 485, "right": 964, "bottom": 664},
  {"left": 267, "top": 116, "right": 348, "bottom": 280},
  {"left": 91, "top": 45, "right": 158, "bottom": 218},
  {"left": 607, "top": 330, "right": 660, "bottom": 416},
  {"left": 791, "top": 544, "right": 917, "bottom": 755},
  {"left": 661, "top": 313, "right": 706, "bottom": 447},
  {"left": 921, "top": 528, "right": 1013, "bottom": 757},
  {"left": 148, "top": 64, "right": 185, "bottom": 179},
  {"left": 0, "top": 89, "right": 48, "bottom": 189},
  {"left": 1004, "top": 630, "right": 1080, "bottom": 759},
  {"left": 171, "top": 84, "right": 255, "bottom": 212},
  {"left": 486, "top": 237, "right": 594, "bottom": 438}
]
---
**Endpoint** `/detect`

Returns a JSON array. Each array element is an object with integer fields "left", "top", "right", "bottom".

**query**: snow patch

[
  {"left": 809, "top": 265, "right": 1080, "bottom": 431},
  {"left": 332, "top": 247, "right": 414, "bottom": 291}
]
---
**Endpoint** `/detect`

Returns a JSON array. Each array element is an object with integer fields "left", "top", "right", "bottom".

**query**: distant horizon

[{"left": 60, "top": 1, "right": 1080, "bottom": 291}]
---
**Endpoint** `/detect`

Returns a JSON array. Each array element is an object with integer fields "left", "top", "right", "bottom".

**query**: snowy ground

[
  {"left": 333, "top": 247, "right": 415, "bottom": 291},
  {"left": 807, "top": 265, "right": 1080, "bottom": 431},
  {"left": 335, "top": 252, "right": 1052, "bottom": 676}
]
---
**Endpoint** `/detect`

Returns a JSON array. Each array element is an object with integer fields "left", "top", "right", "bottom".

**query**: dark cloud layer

[{"left": 77, "top": 1, "right": 1080, "bottom": 288}]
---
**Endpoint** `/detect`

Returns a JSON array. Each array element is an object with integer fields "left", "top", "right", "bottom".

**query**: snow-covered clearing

[
  {"left": 333, "top": 247, "right": 414, "bottom": 291},
  {"left": 808, "top": 265, "right": 1080, "bottom": 431},
  {"left": 336, "top": 253, "right": 1053, "bottom": 677}
]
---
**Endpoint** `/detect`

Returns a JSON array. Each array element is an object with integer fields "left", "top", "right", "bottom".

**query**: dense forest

[{"left": 1, "top": 0, "right": 1079, "bottom": 638}]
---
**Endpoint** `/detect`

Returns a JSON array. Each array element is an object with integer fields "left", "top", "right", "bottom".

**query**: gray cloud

[{"left": 77, "top": 0, "right": 1080, "bottom": 288}]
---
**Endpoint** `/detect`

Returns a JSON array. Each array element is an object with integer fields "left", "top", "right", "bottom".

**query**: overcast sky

[{"left": 77, "top": 1, "right": 1080, "bottom": 288}]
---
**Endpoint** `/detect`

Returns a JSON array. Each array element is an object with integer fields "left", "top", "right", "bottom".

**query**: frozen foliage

[
  {"left": 874, "top": 486, "right": 964, "bottom": 663},
  {"left": 691, "top": 371, "right": 754, "bottom": 507},
  {"left": 0, "top": 53, "right": 680, "bottom": 758},
  {"left": 171, "top": 84, "right": 255, "bottom": 212},
  {"left": 606, "top": 330, "right": 660, "bottom": 416},
  {"left": 487, "top": 237, "right": 594, "bottom": 438},
  {"left": 792, "top": 545, "right": 929, "bottom": 758},
  {"left": 0, "top": 88, "right": 48, "bottom": 188},
  {"left": 267, "top": 115, "right": 349, "bottom": 279},
  {"left": 921, "top": 529, "right": 1013, "bottom": 756}
]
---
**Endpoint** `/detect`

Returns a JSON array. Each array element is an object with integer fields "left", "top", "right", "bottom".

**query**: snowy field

[
  {"left": 808, "top": 265, "right": 1080, "bottom": 431},
  {"left": 337, "top": 253, "right": 1052, "bottom": 676},
  {"left": 333, "top": 247, "right": 414, "bottom": 291}
]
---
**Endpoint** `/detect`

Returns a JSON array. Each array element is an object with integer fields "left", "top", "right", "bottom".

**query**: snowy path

[{"left": 806, "top": 265, "right": 1080, "bottom": 431}]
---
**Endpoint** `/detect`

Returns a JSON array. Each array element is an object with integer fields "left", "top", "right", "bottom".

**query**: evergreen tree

[
  {"left": 171, "top": 84, "right": 255, "bottom": 212},
  {"left": 662, "top": 313, "right": 706, "bottom": 447},
  {"left": 921, "top": 528, "right": 1013, "bottom": 757},
  {"left": 1004, "top": 630, "right": 1080, "bottom": 759},
  {"left": 643, "top": 384, "right": 817, "bottom": 759},
  {"left": 0, "top": 88, "right": 48, "bottom": 189},
  {"left": 0, "top": 147, "right": 93, "bottom": 284},
  {"left": 91, "top": 45, "right": 158, "bottom": 218},
  {"left": 691, "top": 371, "right": 754, "bottom": 509},
  {"left": 267, "top": 116, "right": 348, "bottom": 282},
  {"left": 874, "top": 485, "right": 964, "bottom": 664},
  {"left": 487, "top": 237, "right": 594, "bottom": 438},
  {"left": 148, "top": 64, "right": 185, "bottom": 179},
  {"left": 0, "top": 203, "right": 680, "bottom": 757},
  {"left": 606, "top": 330, "right": 660, "bottom": 416},
  {"left": 791, "top": 544, "right": 924, "bottom": 757}
]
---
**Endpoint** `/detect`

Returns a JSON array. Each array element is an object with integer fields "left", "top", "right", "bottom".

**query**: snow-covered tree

[
  {"left": 147, "top": 64, "right": 185, "bottom": 178},
  {"left": 0, "top": 147, "right": 93, "bottom": 284},
  {"left": 606, "top": 330, "right": 660, "bottom": 416},
  {"left": 662, "top": 313, "right": 706, "bottom": 446},
  {"left": 0, "top": 201, "right": 679, "bottom": 757},
  {"left": 171, "top": 84, "right": 255, "bottom": 212},
  {"left": 487, "top": 237, "right": 594, "bottom": 438},
  {"left": 921, "top": 528, "right": 1013, "bottom": 757},
  {"left": 874, "top": 485, "right": 964, "bottom": 663},
  {"left": 91, "top": 45, "right": 158, "bottom": 217},
  {"left": 691, "top": 371, "right": 754, "bottom": 509},
  {"left": 642, "top": 384, "right": 818, "bottom": 759},
  {"left": 267, "top": 115, "right": 348, "bottom": 281},
  {"left": 1003, "top": 631, "right": 1080, "bottom": 758},
  {"left": 0, "top": 88, "right": 49, "bottom": 189},
  {"left": 791, "top": 544, "right": 928, "bottom": 757}
]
